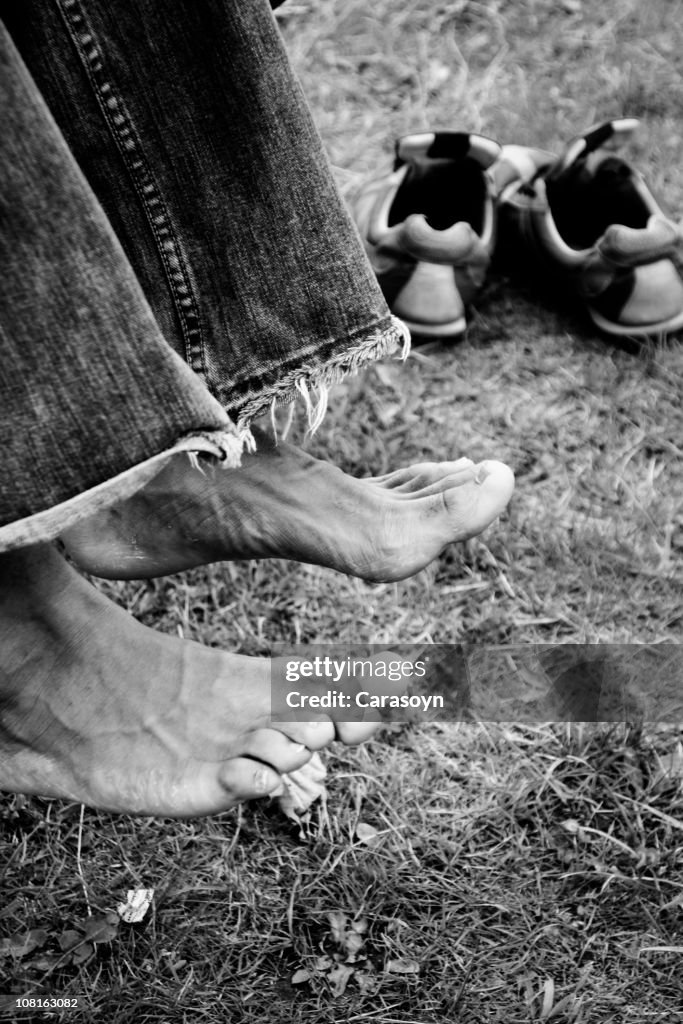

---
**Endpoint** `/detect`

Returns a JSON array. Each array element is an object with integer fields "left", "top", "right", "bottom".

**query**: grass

[{"left": 2, "top": 0, "right": 683, "bottom": 1020}]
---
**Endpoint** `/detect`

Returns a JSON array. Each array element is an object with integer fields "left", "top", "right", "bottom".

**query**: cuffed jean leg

[
  {"left": 4, "top": 0, "right": 408, "bottom": 427},
  {"left": 0, "top": 22, "right": 241, "bottom": 549}
]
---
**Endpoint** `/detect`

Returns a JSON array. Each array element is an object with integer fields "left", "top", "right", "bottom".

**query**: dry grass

[
  {"left": 3, "top": 726, "right": 683, "bottom": 1022},
  {"left": 2, "top": 0, "right": 683, "bottom": 1020}
]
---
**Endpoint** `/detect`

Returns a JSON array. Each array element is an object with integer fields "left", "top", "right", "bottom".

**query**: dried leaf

[
  {"left": 355, "top": 822, "right": 380, "bottom": 846},
  {"left": 291, "top": 968, "right": 311, "bottom": 985},
  {"left": 328, "top": 963, "right": 354, "bottom": 997},
  {"left": 354, "top": 969, "right": 379, "bottom": 995},
  {"left": 117, "top": 889, "right": 154, "bottom": 924},
  {"left": 345, "top": 930, "right": 365, "bottom": 959},
  {"left": 0, "top": 928, "right": 48, "bottom": 960},
  {"left": 328, "top": 911, "right": 348, "bottom": 946},
  {"left": 386, "top": 958, "right": 420, "bottom": 975},
  {"left": 83, "top": 913, "right": 118, "bottom": 944},
  {"left": 58, "top": 930, "right": 82, "bottom": 952},
  {"left": 32, "top": 955, "right": 60, "bottom": 971},
  {"left": 274, "top": 753, "right": 327, "bottom": 821},
  {"left": 71, "top": 942, "right": 93, "bottom": 965}
]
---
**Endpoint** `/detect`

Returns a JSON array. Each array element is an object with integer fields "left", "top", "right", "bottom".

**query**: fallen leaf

[
  {"left": 83, "top": 913, "right": 119, "bottom": 944},
  {"left": 355, "top": 822, "right": 380, "bottom": 846},
  {"left": 291, "top": 968, "right": 311, "bottom": 985},
  {"left": 328, "top": 963, "right": 354, "bottom": 997},
  {"left": 0, "top": 928, "right": 48, "bottom": 960},
  {"left": 345, "top": 930, "right": 364, "bottom": 959},
  {"left": 354, "top": 969, "right": 379, "bottom": 995},
  {"left": 274, "top": 753, "right": 327, "bottom": 822},
  {"left": 32, "top": 955, "right": 60, "bottom": 970},
  {"left": 386, "top": 958, "right": 420, "bottom": 975},
  {"left": 58, "top": 930, "right": 82, "bottom": 952},
  {"left": 71, "top": 942, "right": 93, "bottom": 965},
  {"left": 328, "top": 911, "right": 348, "bottom": 946},
  {"left": 117, "top": 889, "right": 154, "bottom": 924}
]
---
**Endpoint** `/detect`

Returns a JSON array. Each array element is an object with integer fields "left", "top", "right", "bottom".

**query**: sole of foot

[
  {"left": 0, "top": 544, "right": 385, "bottom": 817},
  {"left": 61, "top": 430, "right": 514, "bottom": 582}
]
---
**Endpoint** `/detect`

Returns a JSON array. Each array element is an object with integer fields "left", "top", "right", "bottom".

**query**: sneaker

[
  {"left": 494, "top": 118, "right": 683, "bottom": 337},
  {"left": 353, "top": 131, "right": 501, "bottom": 340}
]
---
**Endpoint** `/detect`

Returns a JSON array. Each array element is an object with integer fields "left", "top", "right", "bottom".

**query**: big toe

[
  {"left": 477, "top": 459, "right": 515, "bottom": 505},
  {"left": 444, "top": 459, "right": 515, "bottom": 539}
]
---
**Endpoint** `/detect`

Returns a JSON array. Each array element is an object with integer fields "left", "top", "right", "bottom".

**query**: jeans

[{"left": 0, "top": 0, "right": 407, "bottom": 551}]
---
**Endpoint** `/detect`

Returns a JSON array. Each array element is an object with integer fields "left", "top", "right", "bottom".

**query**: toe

[
  {"left": 333, "top": 653, "right": 408, "bottom": 744},
  {"left": 383, "top": 459, "right": 476, "bottom": 493},
  {"left": 334, "top": 719, "right": 381, "bottom": 745},
  {"left": 243, "top": 728, "right": 312, "bottom": 773},
  {"left": 475, "top": 460, "right": 515, "bottom": 508},
  {"left": 392, "top": 464, "right": 478, "bottom": 499},
  {"left": 217, "top": 757, "right": 282, "bottom": 801},
  {"left": 441, "top": 458, "right": 515, "bottom": 539},
  {"left": 369, "top": 463, "right": 438, "bottom": 488},
  {"left": 167, "top": 757, "right": 283, "bottom": 815},
  {"left": 277, "top": 718, "right": 337, "bottom": 751}
]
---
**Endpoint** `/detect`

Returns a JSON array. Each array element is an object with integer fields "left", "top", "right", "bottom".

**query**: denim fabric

[
  {"left": 0, "top": 21, "right": 235, "bottom": 537},
  {"left": 3, "top": 0, "right": 402, "bottom": 425},
  {"left": 0, "top": 0, "right": 406, "bottom": 544}
]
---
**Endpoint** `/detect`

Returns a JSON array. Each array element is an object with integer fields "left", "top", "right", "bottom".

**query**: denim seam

[{"left": 57, "top": 0, "right": 207, "bottom": 379}]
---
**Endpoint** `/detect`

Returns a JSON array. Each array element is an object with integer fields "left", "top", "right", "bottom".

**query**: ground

[{"left": 1, "top": 0, "right": 682, "bottom": 1021}]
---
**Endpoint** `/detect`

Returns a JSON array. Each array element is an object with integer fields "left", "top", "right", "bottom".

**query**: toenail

[
  {"left": 474, "top": 463, "right": 490, "bottom": 485},
  {"left": 254, "top": 767, "right": 270, "bottom": 793}
]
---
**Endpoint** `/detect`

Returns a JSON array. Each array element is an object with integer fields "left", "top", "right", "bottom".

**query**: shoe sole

[
  {"left": 401, "top": 314, "right": 468, "bottom": 340},
  {"left": 589, "top": 305, "right": 683, "bottom": 338}
]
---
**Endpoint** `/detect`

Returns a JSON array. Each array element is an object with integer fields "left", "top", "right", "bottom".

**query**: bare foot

[
  {"left": 0, "top": 545, "right": 379, "bottom": 817},
  {"left": 61, "top": 428, "right": 514, "bottom": 581}
]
